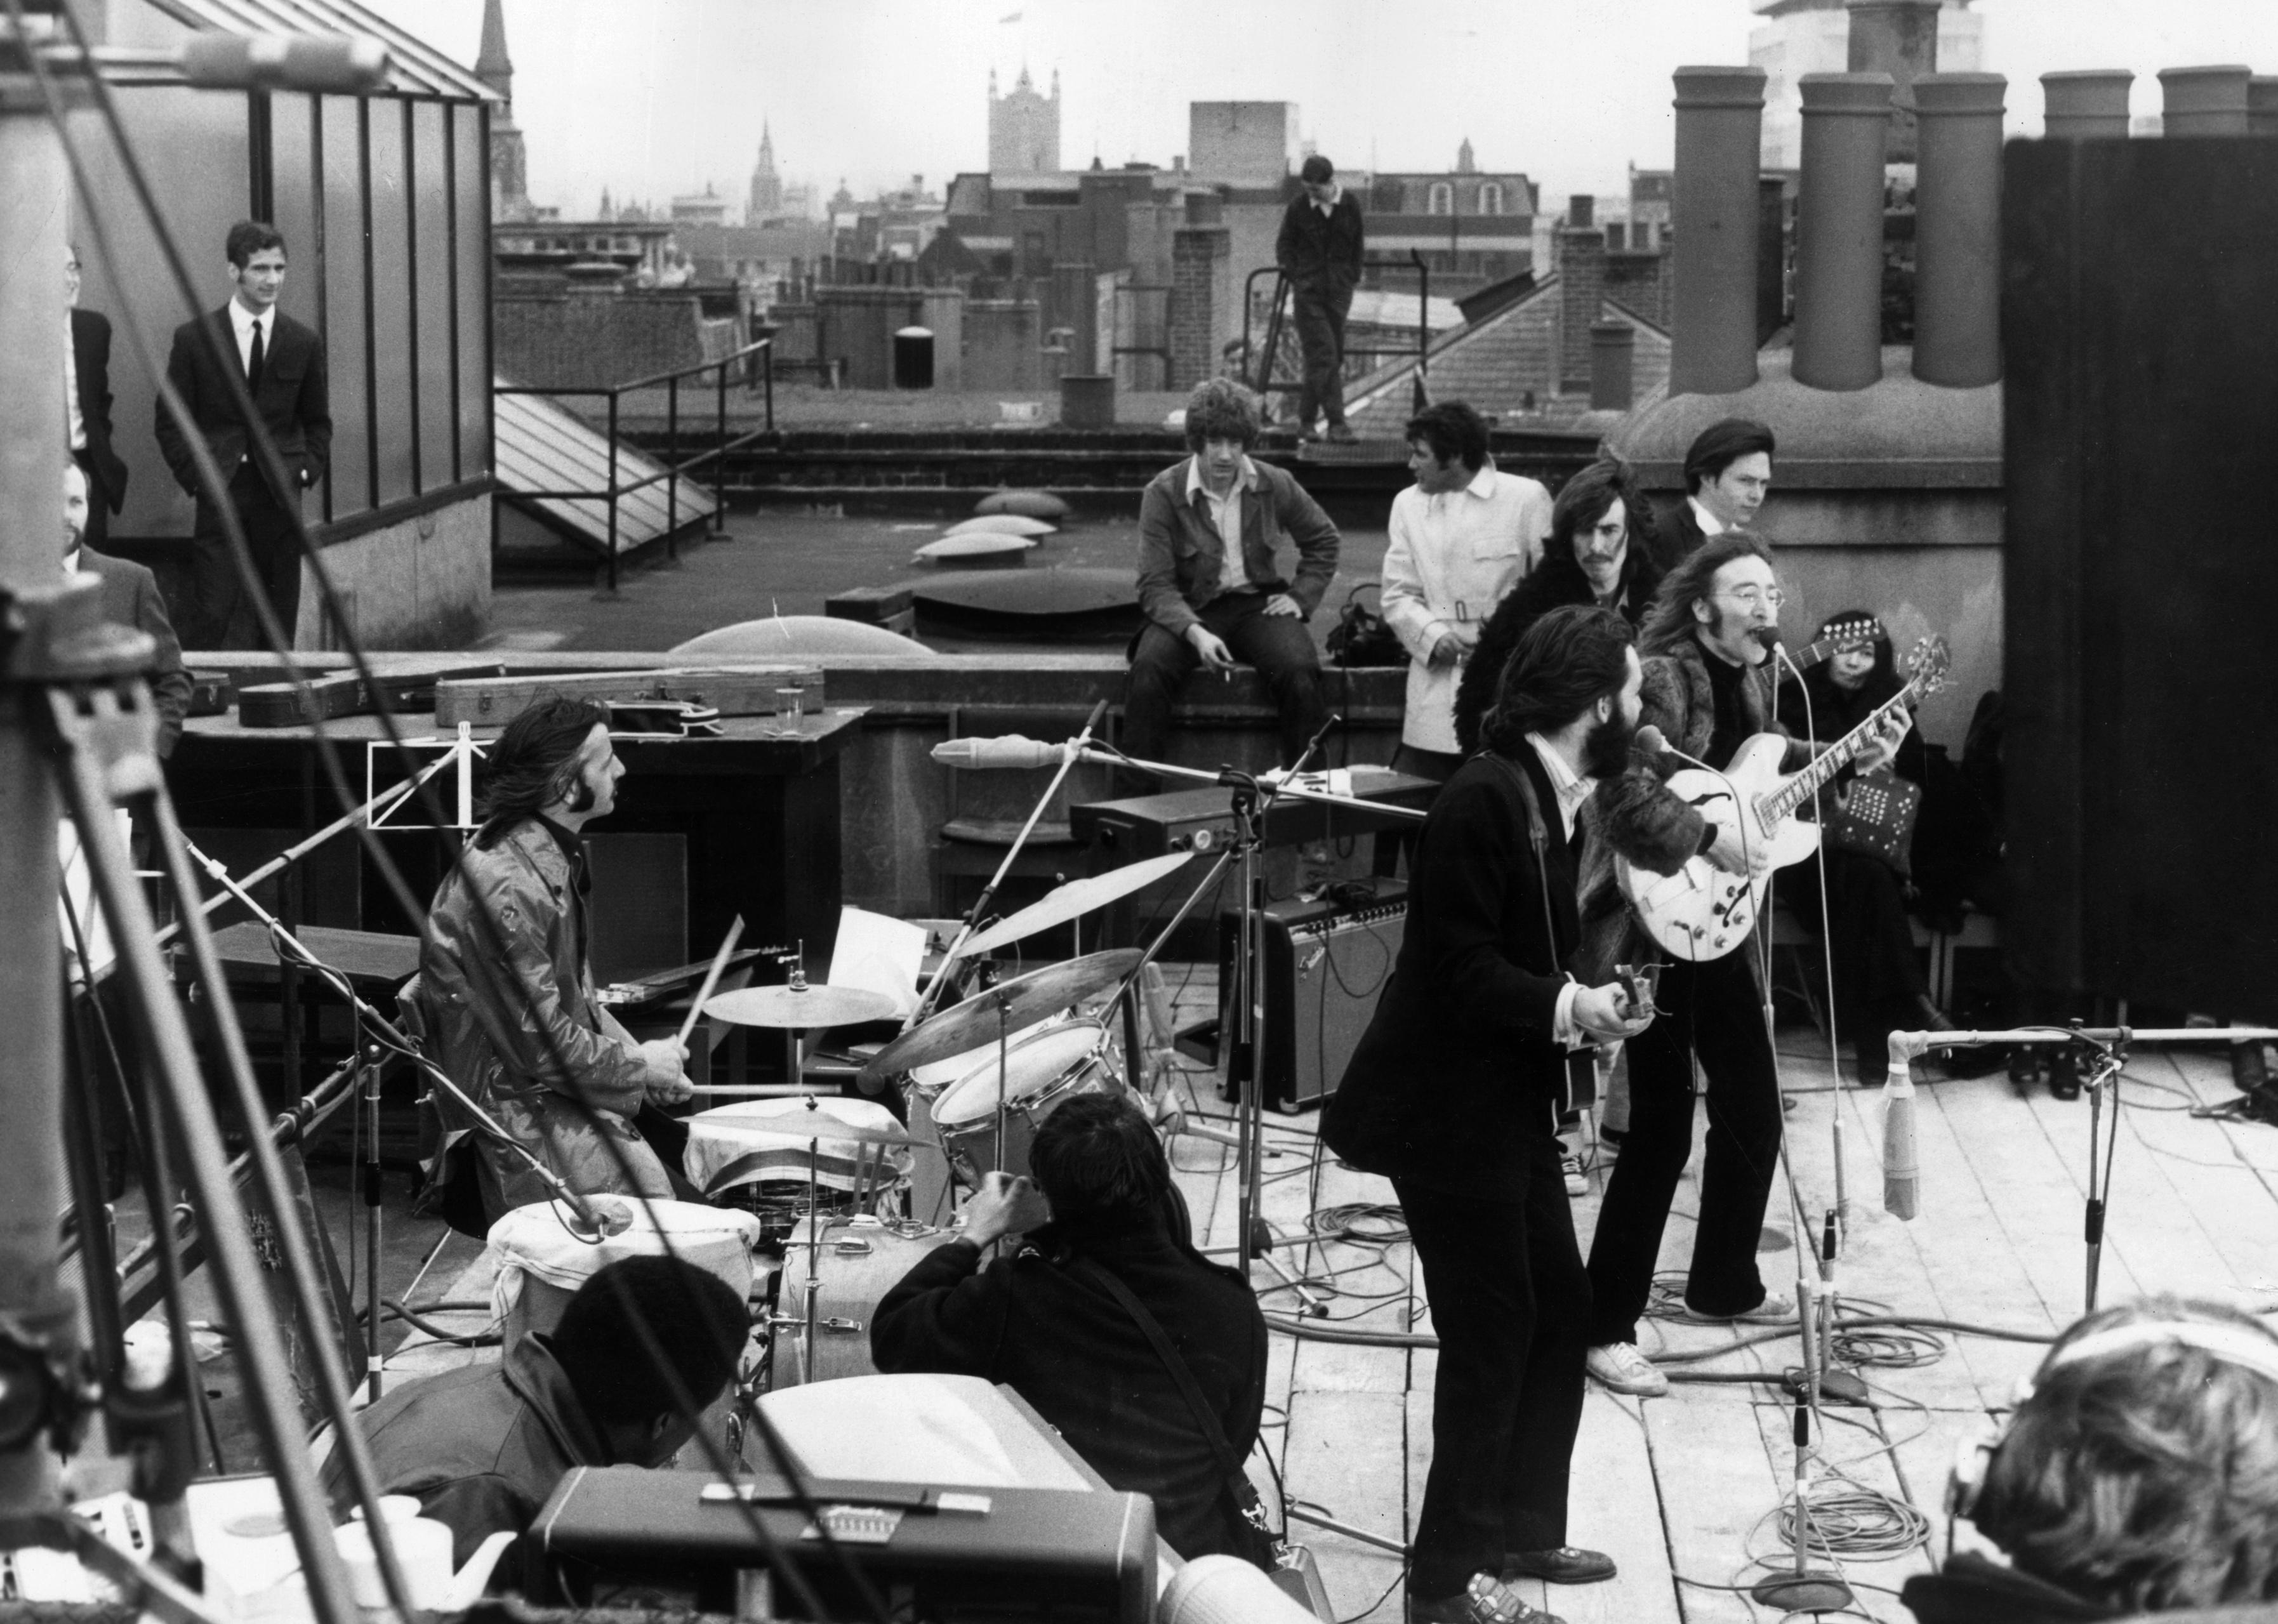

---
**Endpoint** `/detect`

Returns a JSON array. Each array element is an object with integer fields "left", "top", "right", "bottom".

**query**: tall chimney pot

[
  {"left": 1590, "top": 320, "right": 1635, "bottom": 411},
  {"left": 2159, "top": 65, "right": 2252, "bottom": 136},
  {"left": 1793, "top": 72, "right": 1893, "bottom": 393},
  {"left": 1844, "top": 0, "right": 1942, "bottom": 161},
  {"left": 2041, "top": 70, "right": 2135, "bottom": 139},
  {"left": 1912, "top": 72, "right": 2004, "bottom": 389},
  {"left": 1668, "top": 65, "right": 1767, "bottom": 397},
  {"left": 2251, "top": 77, "right": 2278, "bottom": 138},
  {"left": 1569, "top": 194, "right": 1595, "bottom": 228}
]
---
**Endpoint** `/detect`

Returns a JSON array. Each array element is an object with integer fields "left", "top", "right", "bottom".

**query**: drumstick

[{"left": 676, "top": 914, "right": 746, "bottom": 1052}]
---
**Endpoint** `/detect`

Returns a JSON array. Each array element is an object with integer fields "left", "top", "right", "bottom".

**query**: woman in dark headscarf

[{"left": 1776, "top": 611, "right": 1940, "bottom": 1083}]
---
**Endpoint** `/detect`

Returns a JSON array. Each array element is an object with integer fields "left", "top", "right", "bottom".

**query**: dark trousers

[
  {"left": 1123, "top": 592, "right": 1325, "bottom": 769},
  {"left": 1398, "top": 1139, "right": 1591, "bottom": 1601},
  {"left": 1780, "top": 852, "right": 1930, "bottom": 1079},
  {"left": 187, "top": 463, "right": 303, "bottom": 651},
  {"left": 1291, "top": 285, "right": 1351, "bottom": 430},
  {"left": 1585, "top": 947, "right": 1784, "bottom": 1345},
  {"left": 1372, "top": 742, "right": 1463, "bottom": 876}
]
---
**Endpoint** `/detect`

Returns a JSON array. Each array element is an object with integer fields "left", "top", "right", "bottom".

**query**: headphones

[{"left": 1947, "top": 1319, "right": 2278, "bottom": 1527}]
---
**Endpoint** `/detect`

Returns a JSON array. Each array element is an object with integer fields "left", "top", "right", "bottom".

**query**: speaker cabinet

[
  {"left": 1220, "top": 884, "right": 1406, "bottom": 1111},
  {"left": 2002, "top": 135, "right": 2278, "bottom": 1019}
]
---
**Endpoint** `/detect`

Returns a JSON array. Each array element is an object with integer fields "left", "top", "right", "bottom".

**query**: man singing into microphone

[
  {"left": 1576, "top": 535, "right": 1903, "bottom": 1399},
  {"left": 1327, "top": 605, "right": 1654, "bottom": 1624}
]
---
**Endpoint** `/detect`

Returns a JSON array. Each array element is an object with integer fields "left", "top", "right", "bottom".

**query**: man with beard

[
  {"left": 1325, "top": 605, "right": 1655, "bottom": 1624},
  {"left": 1575, "top": 536, "right": 1904, "bottom": 1399}
]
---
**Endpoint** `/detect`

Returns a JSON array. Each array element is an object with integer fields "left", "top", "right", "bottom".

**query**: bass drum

[{"left": 771, "top": 1214, "right": 960, "bottom": 1389}]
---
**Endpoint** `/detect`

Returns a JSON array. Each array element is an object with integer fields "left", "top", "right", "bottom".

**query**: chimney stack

[
  {"left": 1911, "top": 72, "right": 2004, "bottom": 388},
  {"left": 1844, "top": 0, "right": 1942, "bottom": 161},
  {"left": 2251, "top": 77, "right": 2278, "bottom": 138},
  {"left": 2041, "top": 70, "right": 2134, "bottom": 139},
  {"left": 1793, "top": 73, "right": 1893, "bottom": 392},
  {"left": 2159, "top": 66, "right": 2251, "bottom": 136},
  {"left": 1668, "top": 65, "right": 1767, "bottom": 397},
  {"left": 1590, "top": 320, "right": 1635, "bottom": 411}
]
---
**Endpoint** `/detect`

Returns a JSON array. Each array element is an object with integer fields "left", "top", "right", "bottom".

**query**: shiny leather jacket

[{"left": 414, "top": 818, "right": 666, "bottom": 1220}]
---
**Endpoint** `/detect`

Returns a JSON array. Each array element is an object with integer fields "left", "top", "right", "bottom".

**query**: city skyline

[{"left": 375, "top": 0, "right": 2278, "bottom": 218}]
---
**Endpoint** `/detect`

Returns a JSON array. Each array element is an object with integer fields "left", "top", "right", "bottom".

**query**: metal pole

[
  {"left": 606, "top": 389, "right": 620, "bottom": 593},
  {"left": 361, "top": 1044, "right": 383, "bottom": 1403},
  {"left": 666, "top": 373, "right": 679, "bottom": 552},
  {"left": 0, "top": 89, "right": 77, "bottom": 1529},
  {"left": 716, "top": 355, "right": 731, "bottom": 534}
]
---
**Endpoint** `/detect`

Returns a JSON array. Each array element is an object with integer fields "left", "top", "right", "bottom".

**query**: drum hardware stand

[
  {"left": 2070, "top": 1022, "right": 2128, "bottom": 1315},
  {"left": 776, "top": 944, "right": 811, "bottom": 1093},
  {"left": 359, "top": 1042, "right": 385, "bottom": 1403}
]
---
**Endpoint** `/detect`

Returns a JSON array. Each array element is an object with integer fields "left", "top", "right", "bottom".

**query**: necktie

[{"left": 248, "top": 320, "right": 265, "bottom": 395}]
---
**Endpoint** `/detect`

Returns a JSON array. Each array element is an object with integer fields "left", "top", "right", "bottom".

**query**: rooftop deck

[{"left": 363, "top": 968, "right": 2278, "bottom": 1623}]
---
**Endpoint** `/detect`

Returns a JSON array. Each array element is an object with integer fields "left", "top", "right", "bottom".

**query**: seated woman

[{"left": 1775, "top": 611, "right": 1942, "bottom": 1084}]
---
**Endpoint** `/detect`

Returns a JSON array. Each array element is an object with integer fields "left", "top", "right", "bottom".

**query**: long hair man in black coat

[{"left": 1325, "top": 606, "right": 1657, "bottom": 1624}]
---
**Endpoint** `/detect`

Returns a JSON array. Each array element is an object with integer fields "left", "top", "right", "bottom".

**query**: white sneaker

[
  {"left": 1560, "top": 1150, "right": 1587, "bottom": 1197},
  {"left": 1586, "top": 1342, "right": 1669, "bottom": 1397}
]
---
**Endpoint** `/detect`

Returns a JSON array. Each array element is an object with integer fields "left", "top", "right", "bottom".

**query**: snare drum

[
  {"left": 929, "top": 1019, "right": 1118, "bottom": 1188},
  {"left": 772, "top": 1214, "right": 960, "bottom": 1389}
]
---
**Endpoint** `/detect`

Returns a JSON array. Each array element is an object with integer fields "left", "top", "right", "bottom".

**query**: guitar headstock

[
  {"left": 1820, "top": 616, "right": 1882, "bottom": 657},
  {"left": 1903, "top": 635, "right": 1951, "bottom": 697}
]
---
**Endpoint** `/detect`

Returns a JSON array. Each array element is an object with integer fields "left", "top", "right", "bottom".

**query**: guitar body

[{"left": 1617, "top": 733, "right": 1822, "bottom": 961}]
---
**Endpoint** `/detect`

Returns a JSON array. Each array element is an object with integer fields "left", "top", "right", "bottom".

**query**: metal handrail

[
  {"left": 1239, "top": 251, "right": 1434, "bottom": 423},
  {"left": 494, "top": 338, "right": 776, "bottom": 591}
]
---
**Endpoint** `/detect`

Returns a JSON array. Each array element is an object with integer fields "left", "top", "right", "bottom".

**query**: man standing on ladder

[{"left": 1276, "top": 154, "right": 1363, "bottom": 444}]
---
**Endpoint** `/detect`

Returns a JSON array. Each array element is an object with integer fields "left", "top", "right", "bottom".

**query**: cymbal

[
  {"left": 863, "top": 948, "right": 1142, "bottom": 1081},
  {"left": 961, "top": 852, "right": 1195, "bottom": 956},
  {"left": 705, "top": 983, "right": 899, "bottom": 1029},
  {"left": 705, "top": 1107, "right": 921, "bottom": 1151}
]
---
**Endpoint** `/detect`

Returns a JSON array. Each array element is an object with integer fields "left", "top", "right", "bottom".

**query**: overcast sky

[{"left": 368, "top": 1, "right": 2278, "bottom": 215}]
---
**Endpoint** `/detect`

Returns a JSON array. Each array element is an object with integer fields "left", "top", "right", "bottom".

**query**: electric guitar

[
  {"left": 1777, "top": 615, "right": 1884, "bottom": 679},
  {"left": 1617, "top": 636, "right": 1951, "bottom": 961}
]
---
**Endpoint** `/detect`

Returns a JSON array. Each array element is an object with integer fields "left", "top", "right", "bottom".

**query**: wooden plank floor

[
  {"left": 1148, "top": 968, "right": 2278, "bottom": 1621},
  {"left": 378, "top": 965, "right": 2278, "bottom": 1624}
]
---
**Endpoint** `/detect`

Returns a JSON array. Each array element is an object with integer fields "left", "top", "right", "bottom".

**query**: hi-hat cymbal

[
  {"left": 960, "top": 852, "right": 1194, "bottom": 956},
  {"left": 863, "top": 948, "right": 1141, "bottom": 1081},
  {"left": 705, "top": 983, "right": 899, "bottom": 1029}
]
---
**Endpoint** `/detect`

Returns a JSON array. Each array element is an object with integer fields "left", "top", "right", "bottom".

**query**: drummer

[
  {"left": 871, "top": 1092, "right": 1271, "bottom": 1565},
  {"left": 410, "top": 697, "right": 699, "bottom": 1225}
]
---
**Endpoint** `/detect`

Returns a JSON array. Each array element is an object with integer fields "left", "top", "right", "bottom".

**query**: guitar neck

[
  {"left": 1782, "top": 635, "right": 1834, "bottom": 676},
  {"left": 1760, "top": 683, "right": 1918, "bottom": 826}
]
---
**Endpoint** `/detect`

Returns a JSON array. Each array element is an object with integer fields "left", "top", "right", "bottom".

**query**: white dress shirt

[
  {"left": 1525, "top": 731, "right": 1596, "bottom": 1048},
  {"left": 1688, "top": 495, "right": 1726, "bottom": 538},
  {"left": 229, "top": 300, "right": 275, "bottom": 380},
  {"left": 1186, "top": 453, "right": 1256, "bottom": 594},
  {"left": 1379, "top": 461, "right": 1553, "bottom": 752},
  {"left": 63, "top": 315, "right": 83, "bottom": 452}
]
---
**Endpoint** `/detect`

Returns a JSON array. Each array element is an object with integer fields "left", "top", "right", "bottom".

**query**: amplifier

[
  {"left": 1071, "top": 767, "right": 1434, "bottom": 861},
  {"left": 1219, "top": 881, "right": 1405, "bottom": 1111},
  {"left": 530, "top": 1465, "right": 1155, "bottom": 1621}
]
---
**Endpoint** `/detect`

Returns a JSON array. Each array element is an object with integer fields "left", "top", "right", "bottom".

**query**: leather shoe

[
  {"left": 1411, "top": 1574, "right": 1566, "bottom": 1624},
  {"left": 1502, "top": 1546, "right": 1616, "bottom": 1585}
]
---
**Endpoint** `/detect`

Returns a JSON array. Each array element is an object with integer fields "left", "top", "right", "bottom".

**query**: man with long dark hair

[
  {"left": 1573, "top": 538, "right": 1903, "bottom": 1399},
  {"left": 872, "top": 1093, "right": 1268, "bottom": 1564},
  {"left": 411, "top": 697, "right": 694, "bottom": 1224},
  {"left": 1325, "top": 607, "right": 1656, "bottom": 1624},
  {"left": 1454, "top": 460, "right": 1665, "bottom": 758}
]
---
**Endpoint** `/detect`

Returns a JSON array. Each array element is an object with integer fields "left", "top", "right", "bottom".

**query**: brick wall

[
  {"left": 1170, "top": 224, "right": 1230, "bottom": 388},
  {"left": 1605, "top": 251, "right": 1672, "bottom": 330},
  {"left": 1556, "top": 227, "right": 1606, "bottom": 392}
]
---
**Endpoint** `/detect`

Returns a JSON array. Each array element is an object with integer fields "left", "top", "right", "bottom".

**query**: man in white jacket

[{"left": 1379, "top": 400, "right": 1552, "bottom": 799}]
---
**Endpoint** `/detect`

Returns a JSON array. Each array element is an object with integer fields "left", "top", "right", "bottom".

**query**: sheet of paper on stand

[
  {"left": 826, "top": 904, "right": 928, "bottom": 1020},
  {"left": 57, "top": 810, "right": 135, "bottom": 984},
  {"left": 757, "top": 1373, "right": 1096, "bottom": 1491}
]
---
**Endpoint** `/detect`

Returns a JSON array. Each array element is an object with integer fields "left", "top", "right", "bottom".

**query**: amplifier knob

[{"left": 1191, "top": 828, "right": 1216, "bottom": 852}]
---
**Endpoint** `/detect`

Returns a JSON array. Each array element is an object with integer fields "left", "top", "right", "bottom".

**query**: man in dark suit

[
  {"left": 1324, "top": 606, "right": 1655, "bottom": 1624},
  {"left": 1657, "top": 418, "right": 1775, "bottom": 566},
  {"left": 1275, "top": 153, "right": 1364, "bottom": 443},
  {"left": 66, "top": 460, "right": 191, "bottom": 758},
  {"left": 155, "top": 220, "right": 331, "bottom": 651},
  {"left": 66, "top": 244, "right": 129, "bottom": 553}
]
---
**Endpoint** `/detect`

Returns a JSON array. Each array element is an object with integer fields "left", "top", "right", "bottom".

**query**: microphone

[
  {"left": 1633, "top": 723, "right": 1721, "bottom": 774},
  {"left": 930, "top": 734, "right": 1070, "bottom": 770},
  {"left": 1883, "top": 1054, "right": 1920, "bottom": 1220}
]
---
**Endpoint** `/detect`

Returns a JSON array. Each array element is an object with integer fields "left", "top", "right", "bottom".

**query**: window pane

[
  {"left": 369, "top": 101, "right": 414, "bottom": 507},
  {"left": 321, "top": 95, "right": 371, "bottom": 519},
  {"left": 454, "top": 103, "right": 491, "bottom": 482},
  {"left": 413, "top": 102, "right": 454, "bottom": 491}
]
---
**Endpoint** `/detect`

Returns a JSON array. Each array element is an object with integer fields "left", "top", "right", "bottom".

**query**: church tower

[
  {"left": 988, "top": 63, "right": 1061, "bottom": 175},
  {"left": 748, "top": 119, "right": 783, "bottom": 222},
  {"left": 476, "top": 0, "right": 531, "bottom": 219}
]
